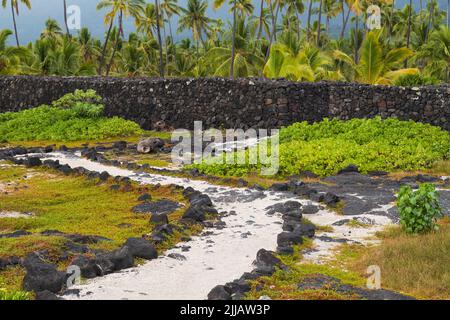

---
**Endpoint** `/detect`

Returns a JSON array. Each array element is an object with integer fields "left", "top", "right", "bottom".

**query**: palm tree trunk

[
  {"left": 274, "top": 3, "right": 280, "bottom": 41},
  {"left": 63, "top": 0, "right": 70, "bottom": 36},
  {"left": 162, "top": 16, "right": 169, "bottom": 75},
  {"left": 106, "top": 34, "right": 119, "bottom": 76},
  {"left": 230, "top": 1, "right": 237, "bottom": 79},
  {"left": 307, "top": 0, "right": 313, "bottom": 41},
  {"left": 388, "top": 0, "right": 395, "bottom": 40},
  {"left": 340, "top": 3, "right": 351, "bottom": 39},
  {"left": 256, "top": 0, "right": 264, "bottom": 42},
  {"left": 11, "top": 2, "right": 20, "bottom": 47},
  {"left": 317, "top": 0, "right": 323, "bottom": 46},
  {"left": 354, "top": 15, "right": 359, "bottom": 64},
  {"left": 98, "top": 19, "right": 114, "bottom": 75},
  {"left": 269, "top": 0, "right": 277, "bottom": 42},
  {"left": 405, "top": 0, "right": 413, "bottom": 68},
  {"left": 265, "top": 2, "right": 276, "bottom": 64},
  {"left": 406, "top": 0, "right": 412, "bottom": 49},
  {"left": 296, "top": 12, "right": 301, "bottom": 40},
  {"left": 106, "top": 11, "right": 123, "bottom": 76},
  {"left": 426, "top": 0, "right": 433, "bottom": 41},
  {"left": 155, "top": 0, "right": 164, "bottom": 77},
  {"left": 168, "top": 17, "right": 177, "bottom": 61},
  {"left": 447, "top": 0, "right": 449, "bottom": 27}
]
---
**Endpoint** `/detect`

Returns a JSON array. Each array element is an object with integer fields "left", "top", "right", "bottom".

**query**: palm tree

[
  {"left": 0, "top": 29, "right": 29, "bottom": 74},
  {"left": 306, "top": 0, "right": 313, "bottom": 41},
  {"left": 154, "top": 0, "right": 164, "bottom": 77},
  {"left": 416, "top": 26, "right": 450, "bottom": 81},
  {"left": 264, "top": 43, "right": 336, "bottom": 81},
  {"left": 96, "top": 0, "right": 144, "bottom": 76},
  {"left": 135, "top": 3, "right": 158, "bottom": 38},
  {"left": 284, "top": 0, "right": 304, "bottom": 39},
  {"left": 406, "top": 0, "right": 413, "bottom": 49},
  {"left": 1, "top": 0, "right": 31, "bottom": 47},
  {"left": 40, "top": 19, "right": 63, "bottom": 43},
  {"left": 63, "top": 0, "right": 70, "bottom": 36},
  {"left": 160, "top": 0, "right": 181, "bottom": 68},
  {"left": 207, "top": 17, "right": 264, "bottom": 77},
  {"left": 178, "top": 0, "right": 214, "bottom": 51},
  {"left": 214, "top": 0, "right": 254, "bottom": 78},
  {"left": 316, "top": 0, "right": 323, "bottom": 46},
  {"left": 334, "top": 30, "right": 418, "bottom": 84}
]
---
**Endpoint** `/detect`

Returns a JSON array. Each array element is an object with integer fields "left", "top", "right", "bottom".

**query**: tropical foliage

[
  {"left": 0, "top": 90, "right": 142, "bottom": 142},
  {"left": 0, "top": 0, "right": 449, "bottom": 83},
  {"left": 190, "top": 117, "right": 450, "bottom": 177},
  {"left": 397, "top": 183, "right": 443, "bottom": 234}
]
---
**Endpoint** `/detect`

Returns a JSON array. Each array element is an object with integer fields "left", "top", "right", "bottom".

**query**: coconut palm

[
  {"left": 40, "top": 19, "right": 63, "bottom": 44},
  {"left": 63, "top": 0, "right": 70, "bottom": 36},
  {"left": 207, "top": 17, "right": 264, "bottom": 77},
  {"left": 416, "top": 26, "right": 450, "bottom": 81},
  {"left": 1, "top": 0, "right": 31, "bottom": 47},
  {"left": 264, "top": 42, "right": 337, "bottom": 81},
  {"left": 334, "top": 30, "right": 418, "bottom": 84},
  {"left": 160, "top": 0, "right": 181, "bottom": 67},
  {"left": 0, "top": 29, "right": 29, "bottom": 74},
  {"left": 154, "top": 0, "right": 164, "bottom": 76},
  {"left": 96, "top": 0, "right": 145, "bottom": 75},
  {"left": 214, "top": 0, "right": 254, "bottom": 78},
  {"left": 178, "top": 0, "right": 214, "bottom": 50}
]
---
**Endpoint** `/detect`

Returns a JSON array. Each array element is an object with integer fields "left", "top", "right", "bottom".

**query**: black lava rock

[
  {"left": 22, "top": 253, "right": 66, "bottom": 294},
  {"left": 124, "top": 238, "right": 158, "bottom": 260},
  {"left": 207, "top": 285, "right": 232, "bottom": 300}
]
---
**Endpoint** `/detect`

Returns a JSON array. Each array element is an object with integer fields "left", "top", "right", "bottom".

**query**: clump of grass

[
  {"left": 346, "top": 219, "right": 372, "bottom": 229},
  {"left": 245, "top": 240, "right": 366, "bottom": 300},
  {"left": 343, "top": 218, "right": 450, "bottom": 299}
]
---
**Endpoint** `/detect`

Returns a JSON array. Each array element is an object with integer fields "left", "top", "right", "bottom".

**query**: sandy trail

[{"left": 34, "top": 152, "right": 396, "bottom": 300}]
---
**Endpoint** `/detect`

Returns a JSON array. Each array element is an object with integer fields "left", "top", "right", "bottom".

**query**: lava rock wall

[{"left": 0, "top": 76, "right": 448, "bottom": 131}]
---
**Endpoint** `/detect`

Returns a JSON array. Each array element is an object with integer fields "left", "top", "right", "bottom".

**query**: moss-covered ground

[{"left": 0, "top": 161, "right": 199, "bottom": 297}]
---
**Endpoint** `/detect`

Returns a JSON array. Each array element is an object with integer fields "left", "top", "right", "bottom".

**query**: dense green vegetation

[
  {"left": 0, "top": 286, "right": 30, "bottom": 300},
  {"left": 0, "top": 1, "right": 449, "bottom": 83},
  {"left": 0, "top": 90, "right": 142, "bottom": 142},
  {"left": 191, "top": 117, "right": 450, "bottom": 177},
  {"left": 397, "top": 183, "right": 443, "bottom": 234}
]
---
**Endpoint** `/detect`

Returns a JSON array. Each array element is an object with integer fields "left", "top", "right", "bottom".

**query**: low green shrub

[
  {"left": 51, "top": 89, "right": 102, "bottom": 109},
  {"left": 0, "top": 90, "right": 142, "bottom": 142},
  {"left": 191, "top": 117, "right": 450, "bottom": 177},
  {"left": 397, "top": 183, "right": 443, "bottom": 234},
  {"left": 394, "top": 74, "right": 441, "bottom": 86}
]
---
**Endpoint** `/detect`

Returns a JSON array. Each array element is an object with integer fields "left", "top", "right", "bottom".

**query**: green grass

[
  {"left": 0, "top": 165, "right": 189, "bottom": 257},
  {"left": 245, "top": 240, "right": 367, "bottom": 300},
  {"left": 0, "top": 163, "right": 203, "bottom": 297},
  {"left": 3, "top": 131, "right": 171, "bottom": 149}
]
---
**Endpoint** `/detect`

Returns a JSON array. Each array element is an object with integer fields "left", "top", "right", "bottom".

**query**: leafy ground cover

[
  {"left": 0, "top": 90, "right": 143, "bottom": 142},
  {"left": 191, "top": 117, "right": 450, "bottom": 177}
]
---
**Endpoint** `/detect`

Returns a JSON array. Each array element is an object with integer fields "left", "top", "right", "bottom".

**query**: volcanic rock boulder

[
  {"left": 124, "top": 238, "right": 158, "bottom": 260},
  {"left": 137, "top": 138, "right": 165, "bottom": 154},
  {"left": 23, "top": 253, "right": 66, "bottom": 294}
]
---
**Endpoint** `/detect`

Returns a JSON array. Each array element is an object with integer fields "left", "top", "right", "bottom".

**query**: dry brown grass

[
  {"left": 388, "top": 160, "right": 450, "bottom": 180},
  {"left": 342, "top": 218, "right": 450, "bottom": 300}
]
